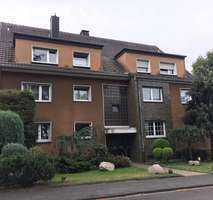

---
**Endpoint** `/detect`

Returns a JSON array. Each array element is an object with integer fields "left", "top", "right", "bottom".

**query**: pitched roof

[
  {"left": 0, "top": 22, "right": 162, "bottom": 73},
  {"left": 0, "top": 21, "right": 192, "bottom": 83}
]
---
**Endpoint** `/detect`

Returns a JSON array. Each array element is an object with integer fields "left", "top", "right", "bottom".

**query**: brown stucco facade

[{"left": 15, "top": 38, "right": 102, "bottom": 71}]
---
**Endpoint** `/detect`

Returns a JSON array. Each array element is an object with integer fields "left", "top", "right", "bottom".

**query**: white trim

[
  {"left": 136, "top": 58, "right": 151, "bottom": 73},
  {"left": 35, "top": 121, "right": 52, "bottom": 143},
  {"left": 31, "top": 46, "right": 59, "bottom": 65},
  {"left": 142, "top": 87, "right": 163, "bottom": 102},
  {"left": 21, "top": 81, "right": 52, "bottom": 103},
  {"left": 180, "top": 88, "right": 191, "bottom": 104},
  {"left": 145, "top": 121, "right": 166, "bottom": 138},
  {"left": 73, "top": 85, "right": 92, "bottom": 102},
  {"left": 159, "top": 62, "right": 177, "bottom": 76},
  {"left": 104, "top": 126, "right": 137, "bottom": 134},
  {"left": 74, "top": 121, "right": 93, "bottom": 132},
  {"left": 72, "top": 51, "right": 90, "bottom": 68}
]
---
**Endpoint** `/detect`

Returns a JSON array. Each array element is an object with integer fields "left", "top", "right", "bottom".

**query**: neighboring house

[{"left": 0, "top": 16, "right": 192, "bottom": 161}]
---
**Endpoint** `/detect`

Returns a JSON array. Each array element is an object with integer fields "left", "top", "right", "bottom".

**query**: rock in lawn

[
  {"left": 99, "top": 162, "right": 115, "bottom": 171},
  {"left": 188, "top": 160, "right": 200, "bottom": 166},
  {"left": 148, "top": 164, "right": 166, "bottom": 174}
]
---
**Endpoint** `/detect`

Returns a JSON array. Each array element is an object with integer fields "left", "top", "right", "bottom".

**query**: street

[{"left": 106, "top": 186, "right": 213, "bottom": 200}]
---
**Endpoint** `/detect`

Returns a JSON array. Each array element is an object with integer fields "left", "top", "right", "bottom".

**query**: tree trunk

[{"left": 188, "top": 145, "right": 193, "bottom": 160}]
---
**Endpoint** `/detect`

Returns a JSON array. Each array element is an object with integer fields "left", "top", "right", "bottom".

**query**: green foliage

[
  {"left": 107, "top": 155, "right": 131, "bottom": 168},
  {"left": 55, "top": 156, "right": 92, "bottom": 173},
  {"left": 1, "top": 143, "right": 28, "bottom": 157},
  {"left": 0, "top": 110, "right": 24, "bottom": 149},
  {"left": 162, "top": 147, "right": 173, "bottom": 162},
  {"left": 170, "top": 125, "right": 203, "bottom": 160},
  {"left": 153, "top": 147, "right": 163, "bottom": 160},
  {"left": 56, "top": 135, "right": 72, "bottom": 156},
  {"left": 0, "top": 147, "right": 55, "bottom": 186},
  {"left": 184, "top": 51, "right": 213, "bottom": 157},
  {"left": 153, "top": 138, "right": 170, "bottom": 149},
  {"left": 0, "top": 90, "right": 36, "bottom": 148}
]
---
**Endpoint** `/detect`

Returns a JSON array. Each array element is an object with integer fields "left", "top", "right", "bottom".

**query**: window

[
  {"left": 74, "top": 122, "right": 92, "bottom": 132},
  {"left": 36, "top": 122, "right": 52, "bottom": 143},
  {"left": 180, "top": 89, "right": 191, "bottom": 104},
  {"left": 145, "top": 121, "right": 166, "bottom": 138},
  {"left": 136, "top": 59, "right": 150, "bottom": 73},
  {"left": 73, "top": 52, "right": 90, "bottom": 68},
  {"left": 32, "top": 47, "right": 58, "bottom": 64},
  {"left": 142, "top": 87, "right": 163, "bottom": 102},
  {"left": 159, "top": 62, "right": 176, "bottom": 75},
  {"left": 73, "top": 85, "right": 91, "bottom": 102},
  {"left": 112, "top": 104, "right": 120, "bottom": 112},
  {"left": 21, "top": 82, "right": 52, "bottom": 102}
]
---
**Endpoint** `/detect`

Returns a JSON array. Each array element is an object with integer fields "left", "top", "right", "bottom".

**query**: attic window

[
  {"left": 32, "top": 47, "right": 58, "bottom": 64},
  {"left": 73, "top": 52, "right": 90, "bottom": 68}
]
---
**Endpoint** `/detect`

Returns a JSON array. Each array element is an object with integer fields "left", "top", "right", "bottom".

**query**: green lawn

[
  {"left": 164, "top": 161, "right": 213, "bottom": 173},
  {"left": 52, "top": 167, "right": 175, "bottom": 185}
]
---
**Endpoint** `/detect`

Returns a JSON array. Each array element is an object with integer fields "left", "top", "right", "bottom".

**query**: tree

[
  {"left": 184, "top": 51, "right": 213, "bottom": 158},
  {"left": 0, "top": 90, "right": 36, "bottom": 148},
  {"left": 170, "top": 125, "right": 204, "bottom": 160}
]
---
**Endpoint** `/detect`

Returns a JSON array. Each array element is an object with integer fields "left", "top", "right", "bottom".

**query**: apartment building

[{"left": 0, "top": 16, "right": 192, "bottom": 161}]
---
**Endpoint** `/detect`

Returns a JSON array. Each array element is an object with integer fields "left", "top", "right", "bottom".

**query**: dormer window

[
  {"left": 136, "top": 59, "right": 150, "bottom": 73},
  {"left": 159, "top": 62, "right": 176, "bottom": 75},
  {"left": 73, "top": 52, "right": 90, "bottom": 68},
  {"left": 32, "top": 47, "right": 58, "bottom": 64}
]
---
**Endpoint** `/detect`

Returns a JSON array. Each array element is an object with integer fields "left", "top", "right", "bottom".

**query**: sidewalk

[{"left": 1, "top": 175, "right": 213, "bottom": 200}]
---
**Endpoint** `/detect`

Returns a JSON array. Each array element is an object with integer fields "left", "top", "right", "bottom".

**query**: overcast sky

[{"left": 1, "top": 0, "right": 213, "bottom": 71}]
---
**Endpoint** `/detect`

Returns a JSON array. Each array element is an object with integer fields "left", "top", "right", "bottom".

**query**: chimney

[
  {"left": 80, "top": 30, "right": 90, "bottom": 36},
  {"left": 50, "top": 15, "right": 59, "bottom": 38}
]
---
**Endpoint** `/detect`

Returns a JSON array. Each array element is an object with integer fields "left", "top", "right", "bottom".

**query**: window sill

[
  {"left": 73, "top": 65, "right": 91, "bottom": 69},
  {"left": 35, "top": 100, "right": 52, "bottom": 103},
  {"left": 73, "top": 99, "right": 92, "bottom": 102},
  {"left": 31, "top": 61, "right": 58, "bottom": 66},
  {"left": 137, "top": 71, "right": 151, "bottom": 74},
  {"left": 160, "top": 73, "right": 177, "bottom": 76},
  {"left": 146, "top": 135, "right": 166, "bottom": 139},
  {"left": 36, "top": 140, "right": 52, "bottom": 144},
  {"left": 143, "top": 100, "right": 163, "bottom": 103}
]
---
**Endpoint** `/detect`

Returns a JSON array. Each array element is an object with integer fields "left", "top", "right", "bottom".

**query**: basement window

[
  {"left": 36, "top": 122, "right": 52, "bottom": 143},
  {"left": 145, "top": 121, "right": 166, "bottom": 138},
  {"left": 32, "top": 47, "right": 58, "bottom": 64},
  {"left": 73, "top": 52, "right": 90, "bottom": 68}
]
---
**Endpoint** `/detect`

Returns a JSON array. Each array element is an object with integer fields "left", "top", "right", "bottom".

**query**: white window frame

[
  {"left": 180, "top": 88, "right": 191, "bottom": 104},
  {"left": 21, "top": 82, "right": 52, "bottom": 103},
  {"left": 36, "top": 121, "right": 52, "bottom": 143},
  {"left": 145, "top": 121, "right": 166, "bottom": 138},
  {"left": 74, "top": 121, "right": 93, "bottom": 132},
  {"left": 73, "top": 85, "right": 92, "bottom": 102},
  {"left": 159, "top": 62, "right": 177, "bottom": 75},
  {"left": 142, "top": 87, "right": 163, "bottom": 102},
  {"left": 73, "top": 51, "right": 90, "bottom": 68},
  {"left": 136, "top": 59, "right": 150, "bottom": 73},
  {"left": 31, "top": 46, "right": 58, "bottom": 65}
]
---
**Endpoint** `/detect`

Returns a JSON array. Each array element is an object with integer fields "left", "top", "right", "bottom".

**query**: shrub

[
  {"left": 0, "top": 90, "right": 36, "bottom": 148},
  {"left": 162, "top": 147, "right": 173, "bottom": 162},
  {"left": 153, "top": 138, "right": 170, "bottom": 149},
  {"left": 107, "top": 155, "right": 131, "bottom": 168},
  {"left": 153, "top": 147, "right": 163, "bottom": 161},
  {"left": 1, "top": 143, "right": 28, "bottom": 157},
  {"left": 0, "top": 110, "right": 24, "bottom": 149},
  {"left": 0, "top": 148, "right": 55, "bottom": 186},
  {"left": 55, "top": 156, "right": 92, "bottom": 173}
]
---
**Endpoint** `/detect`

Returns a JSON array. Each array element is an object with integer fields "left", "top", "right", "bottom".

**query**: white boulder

[
  {"left": 188, "top": 160, "right": 200, "bottom": 166},
  {"left": 99, "top": 162, "right": 115, "bottom": 171},
  {"left": 148, "top": 164, "right": 166, "bottom": 174}
]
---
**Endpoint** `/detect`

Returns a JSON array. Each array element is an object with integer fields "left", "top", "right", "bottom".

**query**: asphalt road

[{"left": 108, "top": 186, "right": 213, "bottom": 200}]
